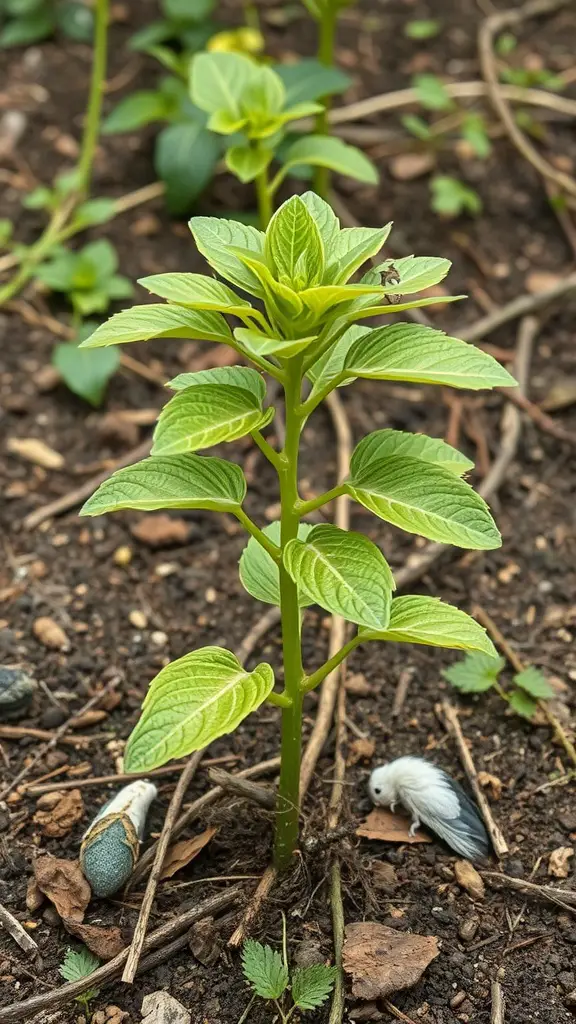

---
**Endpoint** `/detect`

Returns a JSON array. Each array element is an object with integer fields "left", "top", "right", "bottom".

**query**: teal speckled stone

[{"left": 80, "top": 815, "right": 138, "bottom": 897}]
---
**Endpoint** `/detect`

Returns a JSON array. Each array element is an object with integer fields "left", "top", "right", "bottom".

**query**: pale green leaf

[
  {"left": 307, "top": 325, "right": 369, "bottom": 398},
  {"left": 53, "top": 343, "right": 119, "bottom": 408},
  {"left": 242, "top": 940, "right": 289, "bottom": 1000},
  {"left": 79, "top": 305, "right": 232, "bottom": 349},
  {"left": 325, "top": 224, "right": 392, "bottom": 285},
  {"left": 228, "top": 246, "right": 303, "bottom": 318},
  {"left": 509, "top": 689, "right": 538, "bottom": 720},
  {"left": 281, "top": 135, "right": 379, "bottom": 184},
  {"left": 284, "top": 524, "right": 394, "bottom": 629},
  {"left": 138, "top": 272, "right": 252, "bottom": 316},
  {"left": 299, "top": 191, "right": 340, "bottom": 249},
  {"left": 190, "top": 51, "right": 256, "bottom": 117},
  {"left": 361, "top": 596, "right": 497, "bottom": 655},
  {"left": 234, "top": 327, "right": 317, "bottom": 359},
  {"left": 346, "top": 456, "right": 501, "bottom": 549},
  {"left": 239, "top": 521, "right": 313, "bottom": 607},
  {"left": 124, "top": 647, "right": 274, "bottom": 771},
  {"left": 343, "top": 322, "right": 517, "bottom": 390},
  {"left": 79, "top": 454, "right": 246, "bottom": 516},
  {"left": 443, "top": 652, "right": 505, "bottom": 692},
  {"left": 368, "top": 255, "right": 451, "bottom": 295},
  {"left": 344, "top": 293, "right": 465, "bottom": 322},
  {"left": 152, "top": 383, "right": 272, "bottom": 455},
  {"left": 292, "top": 964, "right": 338, "bottom": 1010},
  {"left": 189, "top": 216, "right": 265, "bottom": 298},
  {"left": 207, "top": 109, "right": 248, "bottom": 135},
  {"left": 167, "top": 366, "right": 266, "bottom": 404},
  {"left": 225, "top": 144, "right": 272, "bottom": 183},
  {"left": 265, "top": 195, "right": 324, "bottom": 290},
  {"left": 299, "top": 283, "right": 383, "bottom": 320},
  {"left": 351, "top": 429, "right": 474, "bottom": 478},
  {"left": 59, "top": 947, "right": 101, "bottom": 986},
  {"left": 513, "top": 666, "right": 554, "bottom": 700}
]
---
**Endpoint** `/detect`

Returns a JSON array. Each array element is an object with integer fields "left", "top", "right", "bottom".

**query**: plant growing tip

[{"left": 80, "top": 191, "right": 517, "bottom": 871}]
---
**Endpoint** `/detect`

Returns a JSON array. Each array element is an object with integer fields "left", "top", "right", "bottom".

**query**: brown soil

[{"left": 1, "top": 1, "right": 576, "bottom": 1023}]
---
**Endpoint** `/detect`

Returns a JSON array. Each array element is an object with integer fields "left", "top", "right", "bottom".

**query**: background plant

[
  {"left": 78, "top": 191, "right": 516, "bottom": 870},
  {"left": 443, "top": 652, "right": 556, "bottom": 720},
  {"left": 0, "top": 0, "right": 93, "bottom": 47}
]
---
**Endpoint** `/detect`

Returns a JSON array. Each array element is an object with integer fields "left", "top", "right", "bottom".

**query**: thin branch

[
  {"left": 228, "top": 866, "right": 278, "bottom": 948},
  {"left": 23, "top": 756, "right": 241, "bottom": 796},
  {"left": 250, "top": 429, "right": 284, "bottom": 471},
  {"left": 482, "top": 870, "right": 576, "bottom": 914},
  {"left": 491, "top": 984, "right": 506, "bottom": 1024},
  {"left": 440, "top": 701, "right": 509, "bottom": 857},
  {"left": 499, "top": 387, "right": 576, "bottom": 447},
  {"left": 235, "top": 508, "right": 281, "bottom": 560},
  {"left": 459, "top": 271, "right": 576, "bottom": 344},
  {"left": 297, "top": 484, "right": 347, "bottom": 518},
  {"left": 392, "top": 668, "right": 415, "bottom": 718},
  {"left": 207, "top": 768, "right": 276, "bottom": 810},
  {"left": 0, "top": 904, "right": 39, "bottom": 957},
  {"left": 302, "top": 636, "right": 362, "bottom": 693}
]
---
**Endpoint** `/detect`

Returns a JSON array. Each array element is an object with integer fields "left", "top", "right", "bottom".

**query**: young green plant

[
  {"left": 59, "top": 946, "right": 101, "bottom": 1013},
  {"left": 78, "top": 192, "right": 516, "bottom": 870},
  {"left": 443, "top": 652, "right": 556, "bottom": 721}
]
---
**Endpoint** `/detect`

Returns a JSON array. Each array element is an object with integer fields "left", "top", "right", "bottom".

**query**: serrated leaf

[
  {"left": 189, "top": 216, "right": 265, "bottom": 298},
  {"left": 138, "top": 272, "right": 252, "bottom": 317},
  {"left": 79, "top": 305, "right": 232, "bottom": 349},
  {"left": 234, "top": 327, "right": 317, "bottom": 359},
  {"left": 509, "top": 689, "right": 538, "bottom": 720},
  {"left": 241, "top": 939, "right": 289, "bottom": 1000},
  {"left": 325, "top": 225, "right": 392, "bottom": 285},
  {"left": 80, "top": 454, "right": 246, "bottom": 516},
  {"left": 281, "top": 135, "right": 378, "bottom": 184},
  {"left": 152, "top": 383, "right": 272, "bottom": 455},
  {"left": 351, "top": 429, "right": 474, "bottom": 478},
  {"left": 190, "top": 51, "right": 256, "bottom": 117},
  {"left": 291, "top": 964, "right": 338, "bottom": 1010},
  {"left": 346, "top": 456, "right": 501, "bottom": 549},
  {"left": 299, "top": 191, "right": 341, "bottom": 249},
  {"left": 275, "top": 59, "right": 351, "bottom": 104},
  {"left": 443, "top": 652, "right": 505, "bottom": 693},
  {"left": 167, "top": 366, "right": 266, "bottom": 404},
  {"left": 59, "top": 946, "right": 100, "bottom": 987},
  {"left": 124, "top": 647, "right": 274, "bottom": 771},
  {"left": 343, "top": 322, "right": 517, "bottom": 390},
  {"left": 226, "top": 144, "right": 272, "bottom": 183},
  {"left": 265, "top": 195, "right": 324, "bottom": 290},
  {"left": 362, "top": 596, "right": 497, "bottom": 655},
  {"left": 239, "top": 521, "right": 313, "bottom": 607},
  {"left": 284, "top": 524, "right": 394, "bottom": 629},
  {"left": 369, "top": 255, "right": 451, "bottom": 295},
  {"left": 513, "top": 666, "right": 554, "bottom": 700}
]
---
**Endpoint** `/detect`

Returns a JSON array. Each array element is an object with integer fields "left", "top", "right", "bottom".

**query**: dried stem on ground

[
  {"left": 228, "top": 866, "right": 278, "bottom": 948},
  {"left": 392, "top": 668, "right": 415, "bottom": 718},
  {"left": 491, "top": 981, "right": 506, "bottom": 1024},
  {"left": 0, "top": 904, "right": 40, "bottom": 957},
  {"left": 482, "top": 871, "right": 576, "bottom": 915},
  {"left": 207, "top": 768, "right": 276, "bottom": 810},
  {"left": 440, "top": 701, "right": 509, "bottom": 857},
  {"left": 383, "top": 1002, "right": 421, "bottom": 1024},
  {"left": 24, "top": 755, "right": 240, "bottom": 796}
]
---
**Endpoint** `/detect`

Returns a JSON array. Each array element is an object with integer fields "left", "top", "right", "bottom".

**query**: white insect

[{"left": 368, "top": 756, "right": 489, "bottom": 861}]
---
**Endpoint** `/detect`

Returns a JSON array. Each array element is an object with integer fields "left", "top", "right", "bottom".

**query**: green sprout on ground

[
  {"left": 443, "top": 653, "right": 556, "bottom": 721},
  {"left": 59, "top": 946, "right": 101, "bottom": 1014},
  {"left": 78, "top": 191, "right": 516, "bottom": 871}
]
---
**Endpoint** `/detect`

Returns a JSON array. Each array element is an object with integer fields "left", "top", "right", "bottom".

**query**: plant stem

[
  {"left": 302, "top": 635, "right": 362, "bottom": 693},
  {"left": 255, "top": 159, "right": 273, "bottom": 230},
  {"left": 313, "top": 5, "right": 338, "bottom": 198},
  {"left": 235, "top": 508, "right": 280, "bottom": 560},
  {"left": 273, "top": 358, "right": 305, "bottom": 872},
  {"left": 296, "top": 484, "right": 346, "bottom": 517},
  {"left": 77, "top": 0, "right": 110, "bottom": 197}
]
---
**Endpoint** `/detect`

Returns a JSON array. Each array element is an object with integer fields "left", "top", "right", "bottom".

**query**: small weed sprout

[
  {"left": 59, "top": 946, "right": 101, "bottom": 1014},
  {"left": 79, "top": 192, "right": 516, "bottom": 869},
  {"left": 443, "top": 652, "right": 556, "bottom": 720}
]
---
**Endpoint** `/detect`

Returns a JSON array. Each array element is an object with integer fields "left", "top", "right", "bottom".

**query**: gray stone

[{"left": 0, "top": 667, "right": 36, "bottom": 720}]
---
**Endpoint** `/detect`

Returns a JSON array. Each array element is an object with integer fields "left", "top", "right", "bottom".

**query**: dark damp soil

[{"left": 1, "top": 1, "right": 576, "bottom": 1022}]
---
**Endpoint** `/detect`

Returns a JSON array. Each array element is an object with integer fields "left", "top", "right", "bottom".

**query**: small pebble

[
  {"left": 113, "top": 546, "right": 132, "bottom": 567},
  {"left": 151, "top": 631, "right": 168, "bottom": 646},
  {"left": 129, "top": 610, "right": 147, "bottom": 630},
  {"left": 0, "top": 666, "right": 36, "bottom": 720},
  {"left": 458, "top": 914, "right": 479, "bottom": 942}
]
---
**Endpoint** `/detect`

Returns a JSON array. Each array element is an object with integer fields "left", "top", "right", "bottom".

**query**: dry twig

[
  {"left": 491, "top": 981, "right": 506, "bottom": 1024},
  {"left": 392, "top": 668, "right": 414, "bottom": 718},
  {"left": 482, "top": 871, "right": 576, "bottom": 915},
  {"left": 228, "top": 867, "right": 278, "bottom": 948},
  {"left": 0, "top": 904, "right": 39, "bottom": 957},
  {"left": 24, "top": 755, "right": 240, "bottom": 796},
  {"left": 207, "top": 768, "right": 276, "bottom": 810}
]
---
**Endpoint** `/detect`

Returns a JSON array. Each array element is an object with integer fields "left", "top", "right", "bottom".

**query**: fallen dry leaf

[
  {"left": 141, "top": 991, "right": 191, "bottom": 1024},
  {"left": 131, "top": 514, "right": 190, "bottom": 548},
  {"left": 477, "top": 771, "right": 502, "bottom": 800},
  {"left": 454, "top": 859, "right": 485, "bottom": 900},
  {"left": 371, "top": 861, "right": 397, "bottom": 890},
  {"left": 33, "top": 789, "right": 84, "bottom": 837},
  {"left": 25, "top": 877, "right": 44, "bottom": 913},
  {"left": 32, "top": 616, "right": 69, "bottom": 651},
  {"left": 389, "top": 152, "right": 435, "bottom": 181},
  {"left": 347, "top": 737, "right": 376, "bottom": 765},
  {"left": 6, "top": 437, "right": 64, "bottom": 470},
  {"left": 34, "top": 855, "right": 90, "bottom": 921},
  {"left": 64, "top": 919, "right": 125, "bottom": 960},
  {"left": 548, "top": 846, "right": 574, "bottom": 878},
  {"left": 160, "top": 827, "right": 218, "bottom": 880},
  {"left": 541, "top": 377, "right": 576, "bottom": 412},
  {"left": 343, "top": 922, "right": 439, "bottom": 1000},
  {"left": 189, "top": 917, "right": 221, "bottom": 966},
  {"left": 356, "top": 808, "right": 431, "bottom": 844}
]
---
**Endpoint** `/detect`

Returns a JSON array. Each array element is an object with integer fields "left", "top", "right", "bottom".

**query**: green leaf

[
  {"left": 57, "top": 2, "right": 94, "bottom": 42},
  {"left": 431, "top": 176, "right": 482, "bottom": 217},
  {"left": 190, "top": 51, "right": 256, "bottom": 117},
  {"left": 413, "top": 73, "right": 453, "bottom": 111},
  {"left": 363, "top": 596, "right": 497, "bottom": 655},
  {"left": 59, "top": 946, "right": 100, "bottom": 988},
  {"left": 80, "top": 305, "right": 232, "bottom": 349},
  {"left": 103, "top": 91, "right": 171, "bottom": 133},
  {"left": 155, "top": 122, "right": 220, "bottom": 215},
  {"left": 509, "top": 689, "right": 538, "bottom": 720},
  {"left": 346, "top": 456, "right": 502, "bottom": 549},
  {"left": 299, "top": 283, "right": 383, "bottom": 321},
  {"left": 405, "top": 19, "right": 441, "bottom": 39},
  {"left": 152, "top": 383, "right": 272, "bottom": 455},
  {"left": 189, "top": 216, "right": 265, "bottom": 298},
  {"left": 241, "top": 939, "right": 289, "bottom": 1000},
  {"left": 72, "top": 198, "right": 116, "bottom": 227},
  {"left": 239, "top": 522, "right": 313, "bottom": 607},
  {"left": 513, "top": 666, "right": 554, "bottom": 700},
  {"left": 138, "top": 272, "right": 252, "bottom": 318},
  {"left": 53, "top": 343, "right": 119, "bottom": 408},
  {"left": 307, "top": 325, "right": 369, "bottom": 398},
  {"left": 281, "top": 135, "right": 379, "bottom": 184},
  {"left": 299, "top": 191, "right": 341, "bottom": 249},
  {"left": 225, "top": 144, "right": 272, "bottom": 183},
  {"left": 81, "top": 239, "right": 118, "bottom": 283},
  {"left": 80, "top": 453, "right": 246, "bottom": 516},
  {"left": 234, "top": 327, "right": 317, "bottom": 359},
  {"left": 443, "top": 652, "right": 505, "bottom": 693},
  {"left": 343, "top": 322, "right": 517, "bottom": 390},
  {"left": 241, "top": 63, "right": 286, "bottom": 119},
  {"left": 265, "top": 195, "right": 324, "bottom": 290},
  {"left": 0, "top": 10, "right": 55, "bottom": 46},
  {"left": 22, "top": 185, "right": 53, "bottom": 210},
  {"left": 368, "top": 255, "right": 451, "bottom": 296},
  {"left": 325, "top": 225, "right": 392, "bottom": 285},
  {"left": 291, "top": 964, "right": 338, "bottom": 1010},
  {"left": 208, "top": 109, "right": 248, "bottom": 135},
  {"left": 461, "top": 113, "right": 491, "bottom": 159},
  {"left": 167, "top": 366, "right": 266, "bottom": 404},
  {"left": 229, "top": 246, "right": 304, "bottom": 318},
  {"left": 35, "top": 248, "right": 78, "bottom": 290},
  {"left": 402, "top": 114, "right": 433, "bottom": 141},
  {"left": 124, "top": 647, "right": 274, "bottom": 771},
  {"left": 275, "top": 59, "right": 351, "bottom": 104},
  {"left": 351, "top": 429, "right": 474, "bottom": 478},
  {"left": 284, "top": 524, "right": 394, "bottom": 629},
  {"left": 334, "top": 293, "right": 465, "bottom": 325}
]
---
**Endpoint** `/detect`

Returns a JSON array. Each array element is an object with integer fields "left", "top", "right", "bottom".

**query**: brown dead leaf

[
  {"left": 131, "top": 514, "right": 190, "bottom": 548},
  {"left": 356, "top": 808, "right": 431, "bottom": 844},
  {"left": 25, "top": 877, "right": 44, "bottom": 913},
  {"left": 454, "top": 860, "right": 485, "bottom": 900},
  {"left": 370, "top": 861, "right": 397, "bottom": 891},
  {"left": 34, "top": 855, "right": 90, "bottom": 921},
  {"left": 389, "top": 152, "right": 435, "bottom": 181},
  {"left": 33, "top": 789, "right": 84, "bottom": 837},
  {"left": 63, "top": 919, "right": 125, "bottom": 960},
  {"left": 189, "top": 917, "right": 221, "bottom": 966},
  {"left": 32, "top": 616, "right": 70, "bottom": 651},
  {"left": 345, "top": 673, "right": 373, "bottom": 697},
  {"left": 347, "top": 737, "right": 375, "bottom": 765},
  {"left": 477, "top": 771, "right": 502, "bottom": 800},
  {"left": 548, "top": 846, "right": 574, "bottom": 878},
  {"left": 6, "top": 437, "right": 64, "bottom": 470},
  {"left": 343, "top": 922, "right": 439, "bottom": 1000},
  {"left": 541, "top": 377, "right": 576, "bottom": 412},
  {"left": 160, "top": 827, "right": 218, "bottom": 880}
]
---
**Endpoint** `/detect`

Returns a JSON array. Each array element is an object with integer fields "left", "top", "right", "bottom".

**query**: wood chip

[
  {"left": 6, "top": 437, "right": 64, "bottom": 469},
  {"left": 343, "top": 922, "right": 439, "bottom": 1000},
  {"left": 33, "top": 789, "right": 84, "bottom": 837},
  {"left": 356, "top": 808, "right": 432, "bottom": 844},
  {"left": 34, "top": 855, "right": 90, "bottom": 921},
  {"left": 477, "top": 771, "right": 502, "bottom": 800},
  {"left": 548, "top": 846, "right": 574, "bottom": 878},
  {"left": 32, "top": 616, "right": 70, "bottom": 651},
  {"left": 131, "top": 514, "right": 190, "bottom": 548},
  {"left": 160, "top": 827, "right": 218, "bottom": 880},
  {"left": 141, "top": 991, "right": 191, "bottom": 1024},
  {"left": 454, "top": 859, "right": 485, "bottom": 900}
]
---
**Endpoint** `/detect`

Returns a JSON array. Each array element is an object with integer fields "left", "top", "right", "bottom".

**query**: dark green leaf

[
  {"left": 53, "top": 342, "right": 119, "bottom": 407},
  {"left": 509, "top": 689, "right": 538, "bottom": 720},
  {"left": 155, "top": 122, "right": 220, "bottom": 215},
  {"left": 443, "top": 653, "right": 505, "bottom": 693},
  {"left": 291, "top": 964, "right": 338, "bottom": 1010},
  {"left": 0, "top": 10, "right": 55, "bottom": 46},
  {"left": 513, "top": 666, "right": 554, "bottom": 700},
  {"left": 56, "top": 2, "right": 93, "bottom": 41},
  {"left": 274, "top": 59, "right": 351, "bottom": 103},
  {"left": 103, "top": 91, "right": 172, "bottom": 133},
  {"left": 241, "top": 939, "right": 289, "bottom": 1000}
]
